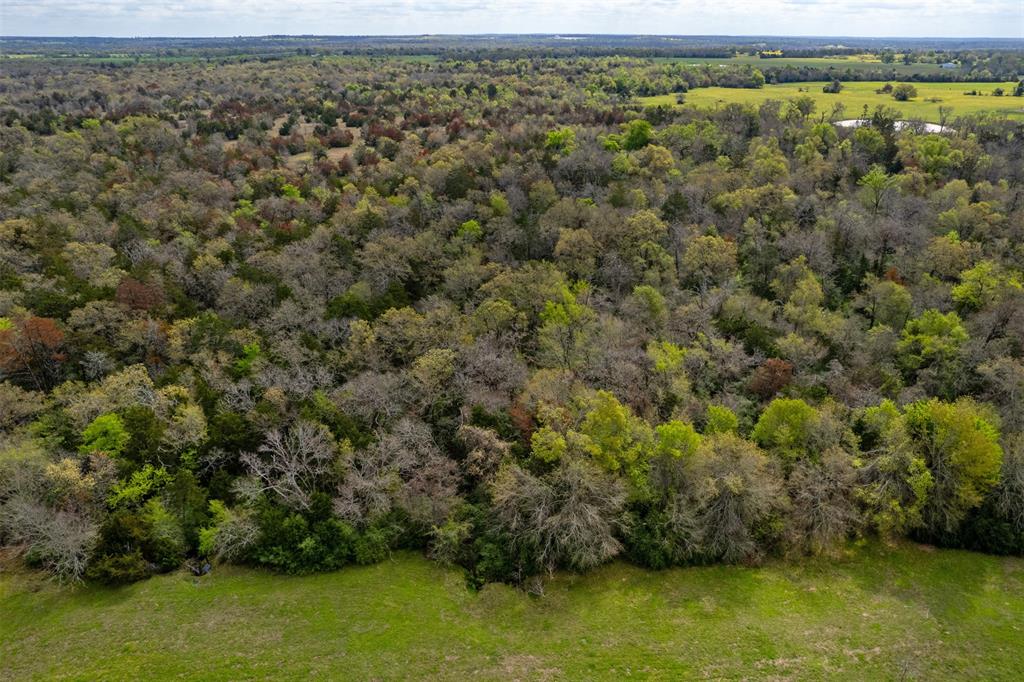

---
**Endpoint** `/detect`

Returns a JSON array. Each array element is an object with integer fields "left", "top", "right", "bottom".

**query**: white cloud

[{"left": 1, "top": 0, "right": 1021, "bottom": 37}]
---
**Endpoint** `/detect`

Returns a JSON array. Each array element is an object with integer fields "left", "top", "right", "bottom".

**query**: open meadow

[
  {"left": 641, "top": 81, "right": 1024, "bottom": 121},
  {"left": 651, "top": 54, "right": 951, "bottom": 76},
  {"left": 2, "top": 543, "right": 1023, "bottom": 680}
]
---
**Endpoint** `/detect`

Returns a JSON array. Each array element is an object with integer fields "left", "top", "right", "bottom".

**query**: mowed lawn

[
  {"left": 2, "top": 543, "right": 1022, "bottom": 680},
  {"left": 641, "top": 81, "right": 1024, "bottom": 122}
]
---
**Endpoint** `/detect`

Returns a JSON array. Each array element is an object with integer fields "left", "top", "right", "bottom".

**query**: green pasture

[
  {"left": 2, "top": 542, "right": 1022, "bottom": 680},
  {"left": 641, "top": 81, "right": 1024, "bottom": 122},
  {"left": 651, "top": 54, "right": 950, "bottom": 75}
]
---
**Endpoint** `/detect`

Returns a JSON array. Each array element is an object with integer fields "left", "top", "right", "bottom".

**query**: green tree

[
  {"left": 856, "top": 274, "right": 912, "bottom": 329},
  {"left": 899, "top": 134, "right": 964, "bottom": 181},
  {"left": 654, "top": 420, "right": 702, "bottom": 460},
  {"left": 856, "top": 400, "right": 934, "bottom": 536},
  {"left": 628, "top": 285, "right": 668, "bottom": 331},
  {"left": 544, "top": 127, "right": 577, "bottom": 155},
  {"left": 897, "top": 309, "right": 968, "bottom": 386},
  {"left": 537, "top": 282, "right": 597, "bottom": 371},
  {"left": 749, "top": 137, "right": 789, "bottom": 184},
  {"left": 681, "top": 234, "right": 738, "bottom": 289},
  {"left": 751, "top": 398, "right": 819, "bottom": 463},
  {"left": 530, "top": 426, "right": 567, "bottom": 464},
  {"left": 857, "top": 165, "right": 900, "bottom": 215},
  {"left": 891, "top": 84, "right": 918, "bottom": 101},
  {"left": 951, "top": 260, "right": 1020, "bottom": 311},
  {"left": 622, "top": 119, "right": 653, "bottom": 151},
  {"left": 705, "top": 405, "right": 740, "bottom": 435},
  {"left": 578, "top": 390, "right": 654, "bottom": 487},
  {"left": 554, "top": 228, "right": 599, "bottom": 280},
  {"left": 80, "top": 414, "right": 130, "bottom": 458},
  {"left": 903, "top": 399, "right": 1003, "bottom": 536}
]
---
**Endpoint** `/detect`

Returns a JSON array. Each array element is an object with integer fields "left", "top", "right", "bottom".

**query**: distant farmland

[
  {"left": 641, "top": 81, "right": 1024, "bottom": 122},
  {"left": 651, "top": 54, "right": 953, "bottom": 76}
]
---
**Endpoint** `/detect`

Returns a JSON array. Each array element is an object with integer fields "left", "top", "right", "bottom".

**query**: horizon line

[{"left": 3, "top": 33, "right": 1022, "bottom": 41}]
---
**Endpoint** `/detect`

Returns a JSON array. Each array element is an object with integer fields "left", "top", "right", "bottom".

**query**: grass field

[
  {"left": 2, "top": 542, "right": 1022, "bottom": 680},
  {"left": 641, "top": 81, "right": 1024, "bottom": 122},
  {"left": 651, "top": 55, "right": 949, "bottom": 76}
]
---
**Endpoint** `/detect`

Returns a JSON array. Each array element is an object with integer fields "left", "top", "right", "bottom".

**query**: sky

[{"left": 1, "top": 0, "right": 1022, "bottom": 39}]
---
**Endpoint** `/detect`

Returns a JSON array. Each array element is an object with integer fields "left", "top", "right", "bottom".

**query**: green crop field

[
  {"left": 641, "top": 81, "right": 1024, "bottom": 122},
  {"left": 651, "top": 54, "right": 950, "bottom": 75},
  {"left": 2, "top": 542, "right": 1022, "bottom": 680}
]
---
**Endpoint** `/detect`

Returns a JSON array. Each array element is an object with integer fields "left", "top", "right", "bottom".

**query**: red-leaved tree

[{"left": 0, "top": 317, "right": 66, "bottom": 390}]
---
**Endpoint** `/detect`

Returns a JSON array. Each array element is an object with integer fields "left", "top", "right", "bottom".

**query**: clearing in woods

[
  {"left": 650, "top": 54, "right": 951, "bottom": 75},
  {"left": 640, "top": 81, "right": 1024, "bottom": 122}
]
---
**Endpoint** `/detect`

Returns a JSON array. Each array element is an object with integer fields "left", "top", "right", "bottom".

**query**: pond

[{"left": 834, "top": 119, "right": 949, "bottom": 133}]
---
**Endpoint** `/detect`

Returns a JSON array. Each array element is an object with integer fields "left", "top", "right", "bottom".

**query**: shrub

[
  {"left": 892, "top": 84, "right": 918, "bottom": 101},
  {"left": 87, "top": 510, "right": 153, "bottom": 584},
  {"left": 248, "top": 495, "right": 363, "bottom": 573},
  {"left": 353, "top": 526, "right": 391, "bottom": 565},
  {"left": 468, "top": 527, "right": 540, "bottom": 588},
  {"left": 822, "top": 79, "right": 843, "bottom": 94},
  {"left": 86, "top": 551, "right": 150, "bottom": 584},
  {"left": 622, "top": 500, "right": 701, "bottom": 569}
]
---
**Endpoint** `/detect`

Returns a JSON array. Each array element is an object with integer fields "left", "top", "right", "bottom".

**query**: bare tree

[
  {"left": 688, "top": 434, "right": 783, "bottom": 563},
  {"left": 332, "top": 443, "right": 400, "bottom": 526},
  {"left": 491, "top": 458, "right": 626, "bottom": 572},
  {"left": 786, "top": 448, "right": 861, "bottom": 554},
  {"left": 0, "top": 450, "right": 113, "bottom": 582},
  {"left": 996, "top": 435, "right": 1024, "bottom": 532},
  {"left": 0, "top": 382, "right": 45, "bottom": 431},
  {"left": 334, "top": 417, "right": 459, "bottom": 527},
  {"left": 336, "top": 371, "right": 409, "bottom": 428},
  {"left": 457, "top": 423, "right": 512, "bottom": 482},
  {"left": 0, "top": 496, "right": 97, "bottom": 581},
  {"left": 978, "top": 357, "right": 1024, "bottom": 433},
  {"left": 459, "top": 335, "right": 528, "bottom": 411},
  {"left": 398, "top": 452, "right": 460, "bottom": 527},
  {"left": 241, "top": 421, "right": 337, "bottom": 511}
]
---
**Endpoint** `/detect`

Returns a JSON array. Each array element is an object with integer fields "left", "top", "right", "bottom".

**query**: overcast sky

[{"left": 2, "top": 0, "right": 1022, "bottom": 38}]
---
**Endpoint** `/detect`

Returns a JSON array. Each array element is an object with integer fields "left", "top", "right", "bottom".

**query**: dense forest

[{"left": 1, "top": 46, "right": 1023, "bottom": 588}]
